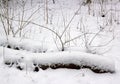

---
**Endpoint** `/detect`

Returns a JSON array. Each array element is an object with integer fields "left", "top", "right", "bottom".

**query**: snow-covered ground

[
  {"left": 0, "top": 0, "right": 120, "bottom": 84},
  {"left": 0, "top": 67, "right": 119, "bottom": 84}
]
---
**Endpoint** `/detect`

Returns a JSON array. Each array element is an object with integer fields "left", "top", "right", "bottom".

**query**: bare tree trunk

[
  {"left": 5, "top": 0, "right": 10, "bottom": 35},
  {"left": 52, "top": 0, "right": 55, "bottom": 4},
  {"left": 44, "top": 0, "right": 48, "bottom": 24}
]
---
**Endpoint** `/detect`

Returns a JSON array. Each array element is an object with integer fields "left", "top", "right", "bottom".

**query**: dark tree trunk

[{"left": 52, "top": 0, "right": 55, "bottom": 4}]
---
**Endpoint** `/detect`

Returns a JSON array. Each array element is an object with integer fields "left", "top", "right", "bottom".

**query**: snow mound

[
  {"left": 2, "top": 47, "right": 115, "bottom": 73},
  {"left": 0, "top": 36, "right": 47, "bottom": 53}
]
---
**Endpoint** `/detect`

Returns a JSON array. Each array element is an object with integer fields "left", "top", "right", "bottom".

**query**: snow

[
  {"left": 0, "top": 65, "right": 119, "bottom": 84},
  {"left": 0, "top": 36, "right": 47, "bottom": 53},
  {"left": 1, "top": 47, "right": 115, "bottom": 73},
  {"left": 0, "top": 0, "right": 120, "bottom": 84}
]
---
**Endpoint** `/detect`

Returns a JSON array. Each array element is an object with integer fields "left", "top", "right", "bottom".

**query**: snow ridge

[{"left": 2, "top": 47, "right": 115, "bottom": 73}]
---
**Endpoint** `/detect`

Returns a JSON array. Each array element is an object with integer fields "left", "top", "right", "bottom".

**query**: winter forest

[{"left": 0, "top": 0, "right": 120, "bottom": 84}]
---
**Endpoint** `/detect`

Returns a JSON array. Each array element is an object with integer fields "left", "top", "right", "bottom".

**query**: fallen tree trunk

[
  {"left": 3, "top": 48, "right": 115, "bottom": 73},
  {"left": 37, "top": 63, "right": 114, "bottom": 73}
]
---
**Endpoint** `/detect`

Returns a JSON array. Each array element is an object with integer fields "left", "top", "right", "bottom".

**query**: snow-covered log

[
  {"left": 0, "top": 37, "right": 47, "bottom": 53},
  {"left": 3, "top": 48, "right": 115, "bottom": 73}
]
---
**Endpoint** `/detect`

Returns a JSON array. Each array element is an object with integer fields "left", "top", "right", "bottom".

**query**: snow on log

[
  {"left": 2, "top": 48, "right": 115, "bottom": 73},
  {"left": 0, "top": 36, "right": 47, "bottom": 53}
]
